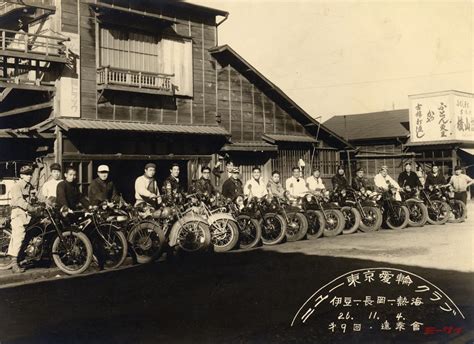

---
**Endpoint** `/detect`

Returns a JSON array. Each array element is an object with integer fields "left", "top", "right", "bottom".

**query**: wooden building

[{"left": 0, "top": 0, "right": 351, "bottom": 201}]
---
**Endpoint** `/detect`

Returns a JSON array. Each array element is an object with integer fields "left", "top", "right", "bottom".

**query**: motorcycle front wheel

[
  {"left": 305, "top": 210, "right": 325, "bottom": 239},
  {"left": 341, "top": 207, "right": 361, "bottom": 234},
  {"left": 385, "top": 205, "right": 410, "bottom": 230},
  {"left": 128, "top": 221, "right": 165, "bottom": 264},
  {"left": 405, "top": 200, "right": 428, "bottom": 227},
  {"left": 0, "top": 228, "right": 12, "bottom": 270},
  {"left": 323, "top": 209, "right": 345, "bottom": 237},
  {"left": 285, "top": 212, "right": 308, "bottom": 242},
  {"left": 359, "top": 206, "right": 383, "bottom": 232},
  {"left": 176, "top": 220, "right": 211, "bottom": 253},
  {"left": 427, "top": 200, "right": 450, "bottom": 225},
  {"left": 236, "top": 215, "right": 261, "bottom": 249},
  {"left": 260, "top": 213, "right": 287, "bottom": 245},
  {"left": 96, "top": 224, "right": 128, "bottom": 269},
  {"left": 52, "top": 231, "right": 93, "bottom": 275},
  {"left": 210, "top": 219, "right": 239, "bottom": 252}
]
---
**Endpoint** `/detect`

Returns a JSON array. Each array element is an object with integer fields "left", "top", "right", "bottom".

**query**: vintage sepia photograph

[{"left": 0, "top": 0, "right": 472, "bottom": 342}]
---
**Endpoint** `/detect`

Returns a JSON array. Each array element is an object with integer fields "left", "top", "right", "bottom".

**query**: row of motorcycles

[{"left": 0, "top": 183, "right": 466, "bottom": 275}]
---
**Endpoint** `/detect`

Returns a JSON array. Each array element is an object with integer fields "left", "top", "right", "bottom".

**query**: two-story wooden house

[{"left": 0, "top": 0, "right": 352, "bottom": 201}]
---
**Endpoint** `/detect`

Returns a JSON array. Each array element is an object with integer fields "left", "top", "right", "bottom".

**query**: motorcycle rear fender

[
  {"left": 168, "top": 214, "right": 208, "bottom": 247},
  {"left": 207, "top": 212, "right": 237, "bottom": 226},
  {"left": 324, "top": 202, "right": 340, "bottom": 209},
  {"left": 406, "top": 198, "right": 424, "bottom": 204}
]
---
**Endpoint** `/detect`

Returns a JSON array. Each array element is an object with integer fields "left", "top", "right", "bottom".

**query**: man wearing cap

[
  {"left": 352, "top": 168, "right": 370, "bottom": 192},
  {"left": 8, "top": 164, "right": 37, "bottom": 273},
  {"left": 222, "top": 167, "right": 243, "bottom": 201},
  {"left": 135, "top": 163, "right": 160, "bottom": 206},
  {"left": 374, "top": 166, "right": 401, "bottom": 200},
  {"left": 88, "top": 165, "right": 119, "bottom": 206},
  {"left": 449, "top": 166, "right": 473, "bottom": 205},
  {"left": 40, "top": 163, "right": 62, "bottom": 203},
  {"left": 286, "top": 167, "right": 309, "bottom": 200}
]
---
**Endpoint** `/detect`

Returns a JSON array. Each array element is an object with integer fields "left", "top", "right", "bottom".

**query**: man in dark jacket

[
  {"left": 222, "top": 168, "right": 243, "bottom": 201},
  {"left": 332, "top": 165, "right": 349, "bottom": 190},
  {"left": 425, "top": 165, "right": 446, "bottom": 189},
  {"left": 398, "top": 162, "right": 422, "bottom": 189},
  {"left": 352, "top": 168, "right": 370, "bottom": 191},
  {"left": 162, "top": 163, "right": 184, "bottom": 203},
  {"left": 56, "top": 166, "right": 86, "bottom": 210},
  {"left": 190, "top": 166, "right": 216, "bottom": 197},
  {"left": 88, "top": 165, "right": 120, "bottom": 206}
]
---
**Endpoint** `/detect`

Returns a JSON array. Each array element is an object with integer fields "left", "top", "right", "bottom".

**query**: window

[
  {"left": 100, "top": 26, "right": 193, "bottom": 96},
  {"left": 0, "top": 184, "right": 5, "bottom": 195}
]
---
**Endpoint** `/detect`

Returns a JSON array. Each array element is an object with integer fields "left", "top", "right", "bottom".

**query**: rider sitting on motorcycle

[
  {"left": 135, "top": 163, "right": 161, "bottom": 207},
  {"left": 352, "top": 167, "right": 373, "bottom": 195},
  {"left": 244, "top": 167, "right": 268, "bottom": 199},
  {"left": 7, "top": 164, "right": 38, "bottom": 273},
  {"left": 222, "top": 168, "right": 243, "bottom": 201},
  {"left": 398, "top": 162, "right": 422, "bottom": 190},
  {"left": 332, "top": 165, "right": 349, "bottom": 190},
  {"left": 267, "top": 170, "right": 287, "bottom": 200},
  {"left": 162, "top": 163, "right": 185, "bottom": 205},
  {"left": 285, "top": 167, "right": 308, "bottom": 201},
  {"left": 425, "top": 164, "right": 447, "bottom": 190},
  {"left": 56, "top": 165, "right": 89, "bottom": 211},
  {"left": 306, "top": 169, "right": 326, "bottom": 195},
  {"left": 374, "top": 166, "right": 401, "bottom": 201},
  {"left": 190, "top": 166, "right": 217, "bottom": 201}
]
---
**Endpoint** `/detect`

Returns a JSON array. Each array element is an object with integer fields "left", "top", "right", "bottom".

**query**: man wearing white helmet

[{"left": 88, "top": 164, "right": 120, "bottom": 206}]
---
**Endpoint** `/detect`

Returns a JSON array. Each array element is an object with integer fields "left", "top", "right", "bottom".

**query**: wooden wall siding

[
  {"left": 61, "top": 0, "right": 78, "bottom": 34},
  {"left": 80, "top": 0, "right": 97, "bottom": 119},
  {"left": 216, "top": 64, "right": 307, "bottom": 143}
]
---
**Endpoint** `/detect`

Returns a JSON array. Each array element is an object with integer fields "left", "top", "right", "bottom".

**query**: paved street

[{"left": 0, "top": 204, "right": 472, "bottom": 343}]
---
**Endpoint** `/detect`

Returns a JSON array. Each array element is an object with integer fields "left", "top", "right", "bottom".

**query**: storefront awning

[
  {"left": 262, "top": 134, "right": 317, "bottom": 144},
  {"left": 459, "top": 148, "right": 474, "bottom": 156},
  {"left": 221, "top": 142, "right": 277, "bottom": 152},
  {"left": 55, "top": 118, "right": 230, "bottom": 137}
]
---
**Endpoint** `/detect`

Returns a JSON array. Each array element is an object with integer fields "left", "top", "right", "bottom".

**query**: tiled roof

[
  {"left": 323, "top": 109, "right": 409, "bottom": 141},
  {"left": 262, "top": 134, "right": 317, "bottom": 143},
  {"left": 55, "top": 118, "right": 230, "bottom": 136}
]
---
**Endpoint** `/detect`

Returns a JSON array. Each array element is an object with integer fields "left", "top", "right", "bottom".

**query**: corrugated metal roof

[
  {"left": 262, "top": 134, "right": 317, "bottom": 143},
  {"left": 324, "top": 109, "right": 409, "bottom": 141},
  {"left": 221, "top": 142, "right": 277, "bottom": 152},
  {"left": 55, "top": 118, "right": 230, "bottom": 136}
]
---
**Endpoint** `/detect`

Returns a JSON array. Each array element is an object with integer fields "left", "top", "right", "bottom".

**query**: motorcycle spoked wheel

[
  {"left": 341, "top": 207, "right": 361, "bottom": 234},
  {"left": 0, "top": 228, "right": 12, "bottom": 270},
  {"left": 96, "top": 224, "right": 128, "bottom": 269},
  {"left": 448, "top": 200, "right": 467, "bottom": 223},
  {"left": 210, "top": 219, "right": 239, "bottom": 252},
  {"left": 305, "top": 210, "right": 325, "bottom": 239},
  {"left": 259, "top": 213, "right": 287, "bottom": 245},
  {"left": 52, "top": 231, "right": 93, "bottom": 275},
  {"left": 426, "top": 200, "right": 450, "bottom": 225},
  {"left": 128, "top": 221, "right": 165, "bottom": 264},
  {"left": 285, "top": 212, "right": 308, "bottom": 242},
  {"left": 323, "top": 209, "right": 345, "bottom": 237},
  {"left": 236, "top": 215, "right": 261, "bottom": 250},
  {"left": 405, "top": 200, "right": 428, "bottom": 227},
  {"left": 359, "top": 206, "right": 383, "bottom": 232},
  {"left": 385, "top": 205, "right": 410, "bottom": 230},
  {"left": 176, "top": 220, "right": 211, "bottom": 253}
]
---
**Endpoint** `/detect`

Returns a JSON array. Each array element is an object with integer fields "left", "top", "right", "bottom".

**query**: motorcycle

[
  {"left": 225, "top": 196, "right": 262, "bottom": 250},
  {"left": 61, "top": 204, "right": 129, "bottom": 270},
  {"left": 299, "top": 194, "right": 326, "bottom": 239},
  {"left": 344, "top": 188, "right": 383, "bottom": 232},
  {"left": 242, "top": 196, "right": 287, "bottom": 245},
  {"left": 378, "top": 187, "right": 410, "bottom": 230},
  {"left": 331, "top": 188, "right": 362, "bottom": 234},
  {"left": 0, "top": 204, "right": 93, "bottom": 275},
  {"left": 190, "top": 193, "right": 239, "bottom": 252},
  {"left": 400, "top": 186, "right": 429, "bottom": 227},
  {"left": 304, "top": 191, "right": 345, "bottom": 237},
  {"left": 434, "top": 185, "right": 467, "bottom": 223},
  {"left": 421, "top": 185, "right": 450, "bottom": 225},
  {"left": 267, "top": 196, "right": 308, "bottom": 242}
]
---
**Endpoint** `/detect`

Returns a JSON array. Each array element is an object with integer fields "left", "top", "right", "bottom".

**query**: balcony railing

[
  {"left": 97, "top": 66, "right": 174, "bottom": 95},
  {"left": 0, "top": 28, "right": 68, "bottom": 58},
  {"left": 0, "top": 0, "right": 55, "bottom": 15}
]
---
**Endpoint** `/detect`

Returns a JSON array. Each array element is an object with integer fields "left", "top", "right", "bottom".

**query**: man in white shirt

[
  {"left": 135, "top": 163, "right": 161, "bottom": 206},
  {"left": 244, "top": 167, "right": 268, "bottom": 199},
  {"left": 306, "top": 169, "right": 325, "bottom": 193},
  {"left": 286, "top": 167, "right": 308, "bottom": 199},
  {"left": 40, "top": 163, "right": 62, "bottom": 203},
  {"left": 374, "top": 167, "right": 401, "bottom": 200}
]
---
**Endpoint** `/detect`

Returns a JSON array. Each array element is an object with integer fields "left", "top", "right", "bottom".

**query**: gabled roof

[
  {"left": 324, "top": 109, "right": 409, "bottom": 142},
  {"left": 209, "top": 45, "right": 353, "bottom": 150}
]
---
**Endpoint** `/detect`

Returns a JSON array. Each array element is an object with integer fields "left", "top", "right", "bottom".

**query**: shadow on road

[{"left": 0, "top": 248, "right": 472, "bottom": 343}]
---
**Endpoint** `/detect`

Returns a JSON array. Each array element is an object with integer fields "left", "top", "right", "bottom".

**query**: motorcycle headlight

[
  {"left": 341, "top": 190, "right": 346, "bottom": 197},
  {"left": 324, "top": 190, "right": 330, "bottom": 198},
  {"left": 116, "top": 215, "right": 128, "bottom": 222},
  {"left": 305, "top": 194, "right": 313, "bottom": 202},
  {"left": 60, "top": 206, "right": 70, "bottom": 218},
  {"left": 429, "top": 185, "right": 434, "bottom": 191}
]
